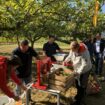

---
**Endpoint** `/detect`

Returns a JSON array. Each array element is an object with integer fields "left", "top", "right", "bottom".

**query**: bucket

[{"left": 0, "top": 96, "right": 15, "bottom": 105}]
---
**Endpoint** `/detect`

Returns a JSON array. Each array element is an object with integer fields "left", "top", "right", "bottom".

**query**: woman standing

[{"left": 64, "top": 41, "right": 92, "bottom": 105}]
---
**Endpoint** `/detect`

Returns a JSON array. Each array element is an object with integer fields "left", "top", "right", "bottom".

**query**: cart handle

[{"left": 20, "top": 83, "right": 33, "bottom": 99}]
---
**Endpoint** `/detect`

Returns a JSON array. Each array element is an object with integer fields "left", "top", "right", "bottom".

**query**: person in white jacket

[{"left": 64, "top": 41, "right": 92, "bottom": 105}]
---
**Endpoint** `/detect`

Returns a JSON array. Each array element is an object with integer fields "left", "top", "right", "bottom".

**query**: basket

[
  {"left": 86, "top": 74, "right": 102, "bottom": 95},
  {"left": 53, "top": 53, "right": 67, "bottom": 62}
]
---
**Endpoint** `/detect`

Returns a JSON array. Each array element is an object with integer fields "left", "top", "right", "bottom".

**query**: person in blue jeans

[{"left": 12, "top": 40, "right": 40, "bottom": 99}]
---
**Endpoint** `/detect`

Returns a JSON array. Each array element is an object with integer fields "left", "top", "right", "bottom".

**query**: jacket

[{"left": 65, "top": 43, "right": 92, "bottom": 74}]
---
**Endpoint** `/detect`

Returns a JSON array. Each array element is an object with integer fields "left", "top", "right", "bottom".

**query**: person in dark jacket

[
  {"left": 12, "top": 40, "right": 40, "bottom": 96},
  {"left": 43, "top": 35, "right": 62, "bottom": 61},
  {"left": 83, "top": 36, "right": 94, "bottom": 64},
  {"left": 93, "top": 33, "right": 105, "bottom": 76},
  {"left": 0, "top": 55, "right": 27, "bottom": 101}
]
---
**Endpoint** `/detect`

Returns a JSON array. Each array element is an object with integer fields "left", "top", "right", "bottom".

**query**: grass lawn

[{"left": 0, "top": 39, "right": 70, "bottom": 56}]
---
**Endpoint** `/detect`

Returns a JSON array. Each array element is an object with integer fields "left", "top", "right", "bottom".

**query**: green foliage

[{"left": 0, "top": 0, "right": 105, "bottom": 45}]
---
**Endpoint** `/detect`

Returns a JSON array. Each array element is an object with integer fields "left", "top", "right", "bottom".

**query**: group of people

[
  {"left": 0, "top": 35, "right": 62, "bottom": 101},
  {"left": 0, "top": 34, "right": 105, "bottom": 105},
  {"left": 83, "top": 33, "right": 105, "bottom": 76}
]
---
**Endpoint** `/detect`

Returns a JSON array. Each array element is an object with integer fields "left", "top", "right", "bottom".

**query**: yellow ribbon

[{"left": 93, "top": 1, "right": 99, "bottom": 27}]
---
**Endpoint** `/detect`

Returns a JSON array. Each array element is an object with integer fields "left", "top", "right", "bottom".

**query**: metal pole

[
  {"left": 57, "top": 93, "right": 60, "bottom": 105},
  {"left": 26, "top": 89, "right": 29, "bottom": 105}
]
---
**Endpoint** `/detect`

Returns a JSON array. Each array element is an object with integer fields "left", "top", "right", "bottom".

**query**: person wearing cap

[
  {"left": 64, "top": 41, "right": 92, "bottom": 105},
  {"left": 93, "top": 33, "right": 105, "bottom": 76},
  {"left": 0, "top": 55, "right": 27, "bottom": 101},
  {"left": 43, "top": 35, "right": 62, "bottom": 61},
  {"left": 12, "top": 40, "right": 40, "bottom": 96}
]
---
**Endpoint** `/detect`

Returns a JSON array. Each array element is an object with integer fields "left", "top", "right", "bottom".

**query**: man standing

[
  {"left": 83, "top": 36, "right": 94, "bottom": 64},
  {"left": 93, "top": 33, "right": 105, "bottom": 76},
  {"left": 43, "top": 35, "right": 62, "bottom": 61},
  {"left": 12, "top": 40, "right": 40, "bottom": 96}
]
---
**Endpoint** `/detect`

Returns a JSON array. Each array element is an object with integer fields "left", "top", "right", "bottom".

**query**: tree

[{"left": 0, "top": 0, "right": 105, "bottom": 46}]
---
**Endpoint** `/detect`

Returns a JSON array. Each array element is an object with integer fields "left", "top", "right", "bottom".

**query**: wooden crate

[
  {"left": 48, "top": 69, "right": 75, "bottom": 91},
  {"left": 49, "top": 76, "right": 74, "bottom": 87},
  {"left": 49, "top": 69, "right": 74, "bottom": 82},
  {"left": 49, "top": 79, "right": 75, "bottom": 91}
]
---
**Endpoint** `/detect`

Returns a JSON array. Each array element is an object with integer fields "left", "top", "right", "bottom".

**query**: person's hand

[
  {"left": 14, "top": 96, "right": 20, "bottom": 101},
  {"left": 20, "top": 84, "right": 28, "bottom": 91},
  {"left": 62, "top": 61, "right": 66, "bottom": 65},
  {"left": 62, "top": 61, "right": 68, "bottom": 66}
]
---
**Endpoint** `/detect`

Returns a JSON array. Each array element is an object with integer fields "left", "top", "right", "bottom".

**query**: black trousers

[
  {"left": 95, "top": 53, "right": 104, "bottom": 75},
  {"left": 74, "top": 71, "right": 90, "bottom": 105}
]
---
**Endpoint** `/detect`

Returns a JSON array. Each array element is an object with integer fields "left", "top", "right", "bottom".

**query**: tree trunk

[
  {"left": 30, "top": 41, "right": 35, "bottom": 48},
  {"left": 16, "top": 34, "right": 20, "bottom": 47}
]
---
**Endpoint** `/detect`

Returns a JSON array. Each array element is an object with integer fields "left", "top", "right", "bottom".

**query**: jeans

[{"left": 15, "top": 75, "right": 32, "bottom": 96}]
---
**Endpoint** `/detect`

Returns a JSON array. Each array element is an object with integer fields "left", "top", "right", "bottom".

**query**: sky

[{"left": 102, "top": 5, "right": 105, "bottom": 13}]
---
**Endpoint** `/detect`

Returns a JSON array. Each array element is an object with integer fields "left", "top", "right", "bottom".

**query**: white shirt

[
  {"left": 95, "top": 40, "right": 101, "bottom": 53},
  {"left": 65, "top": 48, "right": 92, "bottom": 74}
]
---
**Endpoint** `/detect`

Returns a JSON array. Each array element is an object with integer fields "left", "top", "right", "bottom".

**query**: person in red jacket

[{"left": 0, "top": 55, "right": 27, "bottom": 101}]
